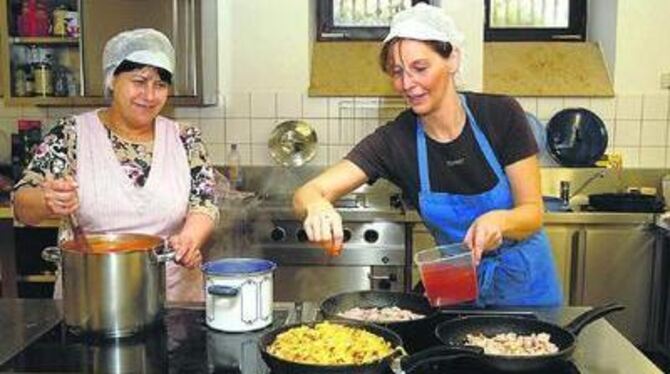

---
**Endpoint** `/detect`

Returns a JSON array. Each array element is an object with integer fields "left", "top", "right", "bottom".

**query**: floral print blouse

[{"left": 15, "top": 115, "right": 220, "bottom": 230}]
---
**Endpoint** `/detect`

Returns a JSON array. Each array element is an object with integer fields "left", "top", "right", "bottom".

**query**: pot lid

[
  {"left": 546, "top": 108, "right": 608, "bottom": 167},
  {"left": 268, "top": 120, "right": 317, "bottom": 167},
  {"left": 202, "top": 258, "right": 277, "bottom": 276}
]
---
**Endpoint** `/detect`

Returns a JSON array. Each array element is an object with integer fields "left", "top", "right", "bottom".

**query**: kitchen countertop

[{"left": 0, "top": 298, "right": 662, "bottom": 373}]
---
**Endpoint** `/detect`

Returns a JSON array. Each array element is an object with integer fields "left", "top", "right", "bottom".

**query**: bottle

[{"left": 226, "top": 144, "right": 242, "bottom": 189}]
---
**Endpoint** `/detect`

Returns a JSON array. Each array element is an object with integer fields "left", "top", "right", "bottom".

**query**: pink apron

[{"left": 53, "top": 109, "right": 203, "bottom": 302}]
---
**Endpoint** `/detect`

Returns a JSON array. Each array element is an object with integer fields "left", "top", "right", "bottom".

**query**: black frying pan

[
  {"left": 320, "top": 290, "right": 439, "bottom": 353},
  {"left": 258, "top": 320, "right": 403, "bottom": 374},
  {"left": 433, "top": 303, "right": 624, "bottom": 372}
]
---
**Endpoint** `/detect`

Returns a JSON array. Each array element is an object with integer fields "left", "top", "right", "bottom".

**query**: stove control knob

[
  {"left": 343, "top": 228, "right": 352, "bottom": 242},
  {"left": 296, "top": 229, "right": 309, "bottom": 242},
  {"left": 364, "top": 229, "right": 379, "bottom": 243},
  {"left": 270, "top": 227, "right": 286, "bottom": 241}
]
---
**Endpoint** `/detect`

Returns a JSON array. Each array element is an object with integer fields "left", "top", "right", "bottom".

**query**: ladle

[{"left": 49, "top": 159, "right": 90, "bottom": 251}]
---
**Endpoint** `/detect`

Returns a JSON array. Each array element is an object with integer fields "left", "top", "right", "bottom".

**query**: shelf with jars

[{"left": 1, "top": 0, "right": 81, "bottom": 102}]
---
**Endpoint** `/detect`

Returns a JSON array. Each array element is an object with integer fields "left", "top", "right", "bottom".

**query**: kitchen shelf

[{"left": 9, "top": 36, "right": 79, "bottom": 45}]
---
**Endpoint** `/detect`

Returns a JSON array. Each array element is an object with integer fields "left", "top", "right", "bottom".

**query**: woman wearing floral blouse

[{"left": 13, "top": 28, "right": 218, "bottom": 302}]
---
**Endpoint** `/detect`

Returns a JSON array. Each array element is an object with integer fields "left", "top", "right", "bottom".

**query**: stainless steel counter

[{"left": 0, "top": 299, "right": 62, "bottom": 364}]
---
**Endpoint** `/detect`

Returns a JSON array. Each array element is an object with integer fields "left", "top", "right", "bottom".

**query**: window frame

[
  {"left": 317, "top": 0, "right": 429, "bottom": 41},
  {"left": 484, "top": 0, "right": 587, "bottom": 42}
]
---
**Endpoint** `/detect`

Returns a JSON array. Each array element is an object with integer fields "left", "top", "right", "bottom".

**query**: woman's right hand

[
  {"left": 41, "top": 175, "right": 79, "bottom": 216},
  {"left": 303, "top": 202, "right": 343, "bottom": 256}
]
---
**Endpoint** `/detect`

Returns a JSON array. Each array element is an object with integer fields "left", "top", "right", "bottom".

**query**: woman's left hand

[
  {"left": 169, "top": 234, "right": 203, "bottom": 269},
  {"left": 463, "top": 211, "right": 505, "bottom": 265}
]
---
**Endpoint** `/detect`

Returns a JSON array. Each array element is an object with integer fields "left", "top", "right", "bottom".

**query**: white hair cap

[
  {"left": 102, "top": 28, "right": 175, "bottom": 93},
  {"left": 383, "top": 3, "right": 464, "bottom": 48}
]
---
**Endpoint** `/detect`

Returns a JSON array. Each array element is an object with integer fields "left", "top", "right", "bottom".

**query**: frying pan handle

[
  {"left": 564, "top": 302, "right": 625, "bottom": 336},
  {"left": 393, "top": 346, "right": 483, "bottom": 373}
]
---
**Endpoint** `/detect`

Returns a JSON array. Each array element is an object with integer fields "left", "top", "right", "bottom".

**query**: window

[
  {"left": 317, "top": 0, "right": 429, "bottom": 41},
  {"left": 485, "top": 0, "right": 587, "bottom": 41}
]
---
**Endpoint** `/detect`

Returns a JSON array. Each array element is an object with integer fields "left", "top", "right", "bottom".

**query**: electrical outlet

[{"left": 661, "top": 72, "right": 670, "bottom": 89}]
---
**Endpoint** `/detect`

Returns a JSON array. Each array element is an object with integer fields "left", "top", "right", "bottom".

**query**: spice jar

[{"left": 33, "top": 62, "right": 53, "bottom": 96}]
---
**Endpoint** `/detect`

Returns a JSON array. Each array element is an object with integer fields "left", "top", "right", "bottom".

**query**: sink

[{"left": 543, "top": 196, "right": 571, "bottom": 212}]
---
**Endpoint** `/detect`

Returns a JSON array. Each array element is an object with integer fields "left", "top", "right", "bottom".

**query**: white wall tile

[
  {"left": 327, "top": 145, "right": 352, "bottom": 165},
  {"left": 563, "top": 97, "right": 591, "bottom": 110},
  {"left": 537, "top": 98, "right": 564, "bottom": 119},
  {"left": 225, "top": 92, "right": 251, "bottom": 118},
  {"left": 251, "top": 144, "right": 274, "bottom": 166},
  {"left": 200, "top": 104, "right": 226, "bottom": 119},
  {"left": 172, "top": 106, "right": 201, "bottom": 119},
  {"left": 225, "top": 118, "right": 251, "bottom": 143},
  {"left": 250, "top": 92, "right": 276, "bottom": 118},
  {"left": 604, "top": 119, "right": 616, "bottom": 146},
  {"left": 615, "top": 147, "right": 640, "bottom": 168},
  {"left": 338, "top": 117, "right": 356, "bottom": 145},
  {"left": 277, "top": 92, "right": 302, "bottom": 118},
  {"left": 614, "top": 120, "right": 641, "bottom": 147},
  {"left": 310, "top": 145, "right": 329, "bottom": 166},
  {"left": 328, "top": 118, "right": 341, "bottom": 145},
  {"left": 307, "top": 118, "right": 329, "bottom": 144},
  {"left": 666, "top": 147, "right": 670, "bottom": 168},
  {"left": 515, "top": 97, "right": 537, "bottom": 115},
  {"left": 355, "top": 118, "right": 379, "bottom": 141},
  {"left": 302, "top": 96, "right": 329, "bottom": 118},
  {"left": 207, "top": 143, "right": 228, "bottom": 166},
  {"left": 590, "top": 98, "right": 616, "bottom": 120},
  {"left": 226, "top": 143, "right": 251, "bottom": 165},
  {"left": 328, "top": 97, "right": 355, "bottom": 119},
  {"left": 199, "top": 118, "right": 226, "bottom": 143},
  {"left": 178, "top": 118, "right": 200, "bottom": 129},
  {"left": 640, "top": 120, "right": 667, "bottom": 147},
  {"left": 639, "top": 147, "right": 666, "bottom": 168},
  {"left": 642, "top": 92, "right": 669, "bottom": 120},
  {"left": 616, "top": 94, "right": 643, "bottom": 120},
  {"left": 355, "top": 97, "right": 380, "bottom": 118},
  {"left": 250, "top": 118, "right": 276, "bottom": 144}
]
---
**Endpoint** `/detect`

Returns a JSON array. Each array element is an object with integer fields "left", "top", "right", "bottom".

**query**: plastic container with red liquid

[{"left": 414, "top": 243, "right": 478, "bottom": 307}]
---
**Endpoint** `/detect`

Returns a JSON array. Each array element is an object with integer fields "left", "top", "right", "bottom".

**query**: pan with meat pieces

[
  {"left": 267, "top": 321, "right": 395, "bottom": 365},
  {"left": 466, "top": 332, "right": 559, "bottom": 356}
]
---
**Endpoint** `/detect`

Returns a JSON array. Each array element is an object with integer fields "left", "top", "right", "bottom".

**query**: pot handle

[
  {"left": 42, "top": 246, "right": 61, "bottom": 263},
  {"left": 152, "top": 239, "right": 177, "bottom": 263},
  {"left": 564, "top": 302, "right": 625, "bottom": 336},
  {"left": 207, "top": 285, "right": 239, "bottom": 297},
  {"left": 392, "top": 346, "right": 483, "bottom": 374}
]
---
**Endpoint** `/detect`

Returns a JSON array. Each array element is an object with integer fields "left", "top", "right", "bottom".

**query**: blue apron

[{"left": 417, "top": 95, "right": 562, "bottom": 307}]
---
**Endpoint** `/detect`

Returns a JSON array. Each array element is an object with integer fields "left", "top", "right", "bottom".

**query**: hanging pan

[
  {"left": 268, "top": 120, "right": 317, "bottom": 167},
  {"left": 546, "top": 108, "right": 608, "bottom": 167}
]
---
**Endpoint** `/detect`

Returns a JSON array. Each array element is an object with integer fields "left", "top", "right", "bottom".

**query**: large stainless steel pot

[{"left": 42, "top": 233, "right": 175, "bottom": 337}]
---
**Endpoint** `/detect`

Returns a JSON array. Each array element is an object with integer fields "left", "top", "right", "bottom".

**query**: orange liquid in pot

[{"left": 63, "top": 237, "right": 159, "bottom": 253}]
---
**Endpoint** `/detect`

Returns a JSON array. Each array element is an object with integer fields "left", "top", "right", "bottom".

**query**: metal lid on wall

[{"left": 546, "top": 108, "right": 608, "bottom": 167}]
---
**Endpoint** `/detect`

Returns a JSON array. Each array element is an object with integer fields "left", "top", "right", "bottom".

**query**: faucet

[{"left": 560, "top": 168, "right": 609, "bottom": 203}]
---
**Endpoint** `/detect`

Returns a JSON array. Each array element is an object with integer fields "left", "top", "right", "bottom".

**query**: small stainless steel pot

[{"left": 42, "top": 233, "right": 175, "bottom": 337}]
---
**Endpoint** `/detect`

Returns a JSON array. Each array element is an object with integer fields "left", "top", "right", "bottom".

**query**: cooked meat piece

[
  {"left": 466, "top": 332, "right": 559, "bottom": 356},
  {"left": 337, "top": 306, "right": 424, "bottom": 322}
]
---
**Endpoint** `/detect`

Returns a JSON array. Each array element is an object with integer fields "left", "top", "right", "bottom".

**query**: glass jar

[{"left": 33, "top": 62, "right": 53, "bottom": 96}]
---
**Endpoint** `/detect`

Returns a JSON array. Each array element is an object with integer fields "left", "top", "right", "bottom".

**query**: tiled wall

[{"left": 1, "top": 91, "right": 669, "bottom": 168}]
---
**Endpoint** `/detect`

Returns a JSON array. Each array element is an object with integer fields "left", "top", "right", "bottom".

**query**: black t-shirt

[{"left": 345, "top": 92, "right": 538, "bottom": 210}]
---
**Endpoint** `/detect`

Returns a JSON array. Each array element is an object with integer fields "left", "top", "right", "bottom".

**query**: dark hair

[
  {"left": 379, "top": 39, "right": 454, "bottom": 74},
  {"left": 114, "top": 60, "right": 172, "bottom": 85}
]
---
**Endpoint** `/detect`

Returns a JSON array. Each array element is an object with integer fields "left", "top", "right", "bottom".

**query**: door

[
  {"left": 544, "top": 223, "right": 579, "bottom": 303},
  {"left": 577, "top": 223, "right": 655, "bottom": 346}
]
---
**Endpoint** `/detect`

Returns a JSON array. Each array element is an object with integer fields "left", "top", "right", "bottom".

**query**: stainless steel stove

[{"left": 211, "top": 168, "right": 412, "bottom": 302}]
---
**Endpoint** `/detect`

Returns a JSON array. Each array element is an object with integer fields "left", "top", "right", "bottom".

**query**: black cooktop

[{"left": 0, "top": 307, "right": 581, "bottom": 373}]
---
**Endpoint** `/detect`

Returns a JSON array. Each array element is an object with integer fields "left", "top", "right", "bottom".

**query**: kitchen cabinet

[
  {"left": 577, "top": 222, "right": 656, "bottom": 347},
  {"left": 0, "top": 0, "right": 217, "bottom": 106},
  {"left": 546, "top": 213, "right": 656, "bottom": 347}
]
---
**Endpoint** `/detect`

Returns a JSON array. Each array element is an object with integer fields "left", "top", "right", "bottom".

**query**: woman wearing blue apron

[{"left": 293, "top": 3, "right": 562, "bottom": 306}]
